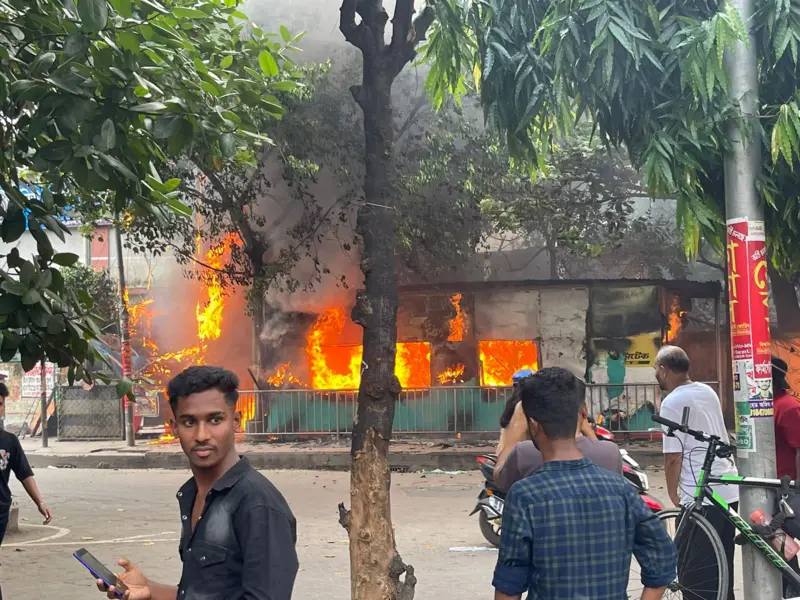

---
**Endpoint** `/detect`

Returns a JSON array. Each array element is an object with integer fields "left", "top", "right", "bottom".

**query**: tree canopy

[
  {"left": 0, "top": 0, "right": 298, "bottom": 378},
  {"left": 424, "top": 0, "right": 800, "bottom": 277}
]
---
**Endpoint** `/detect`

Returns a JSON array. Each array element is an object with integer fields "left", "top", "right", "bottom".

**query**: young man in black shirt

[
  {"left": 0, "top": 382, "right": 52, "bottom": 599},
  {"left": 98, "top": 366, "right": 298, "bottom": 600}
]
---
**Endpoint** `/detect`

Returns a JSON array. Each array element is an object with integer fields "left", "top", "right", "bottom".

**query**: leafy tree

[
  {"left": 423, "top": 0, "right": 800, "bottom": 325},
  {"left": 62, "top": 264, "right": 119, "bottom": 331},
  {"left": 0, "top": 0, "right": 301, "bottom": 378}
]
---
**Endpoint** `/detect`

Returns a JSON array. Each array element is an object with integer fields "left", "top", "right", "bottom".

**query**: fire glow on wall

[{"left": 266, "top": 294, "right": 539, "bottom": 391}]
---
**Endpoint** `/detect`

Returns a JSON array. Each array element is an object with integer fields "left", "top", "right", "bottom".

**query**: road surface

[{"left": 2, "top": 466, "right": 747, "bottom": 599}]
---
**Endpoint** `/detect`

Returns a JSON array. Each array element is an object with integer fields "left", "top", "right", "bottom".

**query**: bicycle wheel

[{"left": 629, "top": 508, "right": 729, "bottom": 600}]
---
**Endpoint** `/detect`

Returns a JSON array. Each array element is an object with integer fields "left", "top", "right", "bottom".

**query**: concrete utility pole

[
  {"left": 724, "top": 0, "right": 781, "bottom": 597},
  {"left": 40, "top": 359, "right": 48, "bottom": 448},
  {"left": 115, "top": 223, "right": 135, "bottom": 447}
]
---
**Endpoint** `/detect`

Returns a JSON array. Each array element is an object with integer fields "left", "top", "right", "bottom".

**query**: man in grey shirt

[{"left": 494, "top": 392, "right": 622, "bottom": 492}]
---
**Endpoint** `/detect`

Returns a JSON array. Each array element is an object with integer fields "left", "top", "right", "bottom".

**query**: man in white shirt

[{"left": 656, "top": 345, "right": 737, "bottom": 600}]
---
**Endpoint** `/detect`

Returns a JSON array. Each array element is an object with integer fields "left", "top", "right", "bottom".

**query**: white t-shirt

[{"left": 661, "top": 382, "right": 739, "bottom": 506}]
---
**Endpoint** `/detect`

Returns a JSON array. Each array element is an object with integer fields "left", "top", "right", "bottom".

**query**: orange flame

[
  {"left": 437, "top": 363, "right": 465, "bottom": 385},
  {"left": 305, "top": 308, "right": 431, "bottom": 389},
  {"left": 448, "top": 293, "right": 466, "bottom": 342},
  {"left": 196, "top": 234, "right": 238, "bottom": 343},
  {"left": 479, "top": 340, "right": 538, "bottom": 387},
  {"left": 396, "top": 342, "right": 431, "bottom": 388},
  {"left": 267, "top": 362, "right": 306, "bottom": 388},
  {"left": 664, "top": 296, "right": 686, "bottom": 343}
]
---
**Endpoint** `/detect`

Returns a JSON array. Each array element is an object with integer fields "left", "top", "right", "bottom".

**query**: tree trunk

[
  {"left": 338, "top": 2, "right": 434, "bottom": 599},
  {"left": 547, "top": 237, "right": 558, "bottom": 279},
  {"left": 251, "top": 287, "right": 264, "bottom": 370}
]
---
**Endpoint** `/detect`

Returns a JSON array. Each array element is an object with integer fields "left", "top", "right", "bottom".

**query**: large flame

[
  {"left": 196, "top": 235, "right": 237, "bottom": 343},
  {"left": 479, "top": 340, "right": 538, "bottom": 387},
  {"left": 437, "top": 363, "right": 465, "bottom": 385},
  {"left": 303, "top": 307, "right": 431, "bottom": 389},
  {"left": 448, "top": 293, "right": 465, "bottom": 342}
]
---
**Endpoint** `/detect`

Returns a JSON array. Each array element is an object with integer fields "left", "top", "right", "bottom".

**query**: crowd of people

[{"left": 0, "top": 346, "right": 797, "bottom": 599}]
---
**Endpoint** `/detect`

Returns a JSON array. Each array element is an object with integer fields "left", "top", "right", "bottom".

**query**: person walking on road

[
  {"left": 0, "top": 382, "right": 52, "bottom": 599},
  {"left": 98, "top": 366, "right": 298, "bottom": 600},
  {"left": 493, "top": 367, "right": 676, "bottom": 600},
  {"left": 656, "top": 345, "right": 738, "bottom": 600}
]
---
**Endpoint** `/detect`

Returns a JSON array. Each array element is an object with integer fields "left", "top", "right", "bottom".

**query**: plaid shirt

[{"left": 493, "top": 457, "right": 676, "bottom": 599}]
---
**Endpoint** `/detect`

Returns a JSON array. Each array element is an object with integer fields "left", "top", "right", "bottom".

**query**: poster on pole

[
  {"left": 727, "top": 218, "right": 772, "bottom": 453},
  {"left": 21, "top": 362, "right": 56, "bottom": 398}
]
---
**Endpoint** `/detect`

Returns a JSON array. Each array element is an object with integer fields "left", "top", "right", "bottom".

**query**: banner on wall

[{"left": 727, "top": 218, "right": 771, "bottom": 453}]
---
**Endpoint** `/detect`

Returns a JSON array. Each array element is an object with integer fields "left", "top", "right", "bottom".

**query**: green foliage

[
  {"left": 424, "top": 0, "right": 800, "bottom": 276},
  {"left": 62, "top": 264, "right": 119, "bottom": 331},
  {"left": 0, "top": 0, "right": 300, "bottom": 375}
]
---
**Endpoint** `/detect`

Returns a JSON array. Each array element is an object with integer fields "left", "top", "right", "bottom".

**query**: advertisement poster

[
  {"left": 21, "top": 362, "right": 56, "bottom": 398},
  {"left": 727, "top": 218, "right": 771, "bottom": 452}
]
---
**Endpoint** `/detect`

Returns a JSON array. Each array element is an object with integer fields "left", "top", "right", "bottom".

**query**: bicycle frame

[{"left": 678, "top": 439, "right": 800, "bottom": 589}]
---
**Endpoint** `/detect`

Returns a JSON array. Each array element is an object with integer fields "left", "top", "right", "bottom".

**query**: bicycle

[{"left": 630, "top": 407, "right": 800, "bottom": 600}]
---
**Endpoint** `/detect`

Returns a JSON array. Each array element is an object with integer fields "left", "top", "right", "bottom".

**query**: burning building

[{"left": 240, "top": 279, "right": 724, "bottom": 437}]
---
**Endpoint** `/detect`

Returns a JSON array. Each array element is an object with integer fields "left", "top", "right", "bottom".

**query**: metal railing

[{"left": 236, "top": 382, "right": 719, "bottom": 438}]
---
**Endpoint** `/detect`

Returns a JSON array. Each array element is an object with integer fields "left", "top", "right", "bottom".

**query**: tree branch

[
  {"left": 396, "top": 95, "right": 428, "bottom": 143},
  {"left": 340, "top": 0, "right": 371, "bottom": 53},
  {"left": 388, "top": 4, "right": 435, "bottom": 77}
]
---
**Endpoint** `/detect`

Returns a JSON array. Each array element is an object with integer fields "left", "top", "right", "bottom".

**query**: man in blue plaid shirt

[{"left": 493, "top": 368, "right": 676, "bottom": 600}]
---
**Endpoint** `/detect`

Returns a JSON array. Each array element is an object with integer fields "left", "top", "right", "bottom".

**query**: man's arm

[
  {"left": 20, "top": 476, "right": 51, "bottom": 522},
  {"left": 629, "top": 488, "right": 677, "bottom": 599},
  {"left": 664, "top": 453, "right": 682, "bottom": 508},
  {"left": 659, "top": 401, "right": 684, "bottom": 507},
  {"left": 236, "top": 504, "right": 298, "bottom": 600},
  {"left": 495, "top": 402, "right": 528, "bottom": 471},
  {"left": 492, "top": 485, "right": 533, "bottom": 599},
  {"left": 9, "top": 436, "right": 51, "bottom": 521}
]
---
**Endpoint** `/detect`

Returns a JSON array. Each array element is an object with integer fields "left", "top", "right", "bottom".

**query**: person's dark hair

[
  {"left": 499, "top": 386, "right": 521, "bottom": 428},
  {"left": 520, "top": 367, "right": 584, "bottom": 439},
  {"left": 773, "top": 355, "right": 789, "bottom": 391},
  {"left": 167, "top": 366, "right": 239, "bottom": 414},
  {"left": 0, "top": 382, "right": 8, "bottom": 398},
  {"left": 656, "top": 345, "right": 691, "bottom": 374}
]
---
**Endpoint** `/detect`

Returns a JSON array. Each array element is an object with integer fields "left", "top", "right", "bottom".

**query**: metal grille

[
  {"left": 237, "top": 381, "right": 720, "bottom": 438},
  {"left": 57, "top": 385, "right": 124, "bottom": 441},
  {"left": 238, "top": 387, "right": 513, "bottom": 437}
]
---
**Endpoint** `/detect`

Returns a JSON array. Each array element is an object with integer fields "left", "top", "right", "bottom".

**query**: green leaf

[
  {"left": 47, "top": 314, "right": 66, "bottom": 335},
  {"left": 63, "top": 33, "right": 90, "bottom": 57},
  {"left": 22, "top": 289, "right": 42, "bottom": 305},
  {"left": 116, "top": 377, "right": 134, "bottom": 398},
  {"left": 258, "top": 50, "right": 279, "bottom": 77},
  {"left": 99, "top": 118, "right": 116, "bottom": 151},
  {"left": 129, "top": 101, "right": 168, "bottom": 113},
  {"left": 220, "top": 55, "right": 234, "bottom": 68},
  {"left": 270, "top": 80, "right": 298, "bottom": 92},
  {"left": 20, "top": 345, "right": 38, "bottom": 373},
  {"left": 166, "top": 197, "right": 192, "bottom": 217},
  {"left": 98, "top": 153, "right": 139, "bottom": 182},
  {"left": 220, "top": 132, "right": 236, "bottom": 158},
  {"left": 152, "top": 115, "right": 185, "bottom": 139},
  {"left": 280, "top": 25, "right": 291, "bottom": 43},
  {"left": 36, "top": 270, "right": 53, "bottom": 290},
  {"left": 1, "top": 209, "right": 27, "bottom": 243},
  {"left": 77, "top": 0, "right": 109, "bottom": 33},
  {"left": 52, "top": 253, "right": 81, "bottom": 267},
  {"left": 31, "top": 52, "right": 57, "bottom": 76},
  {"left": 171, "top": 6, "right": 208, "bottom": 18}
]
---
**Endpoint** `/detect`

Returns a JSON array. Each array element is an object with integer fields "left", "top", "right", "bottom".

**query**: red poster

[{"left": 727, "top": 218, "right": 773, "bottom": 418}]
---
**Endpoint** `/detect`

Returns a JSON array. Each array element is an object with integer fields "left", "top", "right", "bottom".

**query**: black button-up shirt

[{"left": 176, "top": 457, "right": 298, "bottom": 600}]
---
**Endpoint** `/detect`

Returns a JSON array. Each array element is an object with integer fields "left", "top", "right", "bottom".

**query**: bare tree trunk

[
  {"left": 547, "top": 237, "right": 558, "bottom": 279},
  {"left": 338, "top": 2, "right": 433, "bottom": 599}
]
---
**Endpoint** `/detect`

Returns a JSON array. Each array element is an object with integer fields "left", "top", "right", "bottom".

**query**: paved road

[{"left": 1, "top": 466, "right": 748, "bottom": 599}]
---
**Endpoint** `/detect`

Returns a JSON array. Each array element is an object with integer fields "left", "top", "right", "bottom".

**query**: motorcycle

[{"left": 471, "top": 430, "right": 664, "bottom": 546}]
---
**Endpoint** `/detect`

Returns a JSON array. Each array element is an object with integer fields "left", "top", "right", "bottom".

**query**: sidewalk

[{"left": 19, "top": 436, "right": 664, "bottom": 472}]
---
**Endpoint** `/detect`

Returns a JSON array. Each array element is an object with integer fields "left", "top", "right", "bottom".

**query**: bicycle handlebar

[{"left": 652, "top": 412, "right": 735, "bottom": 454}]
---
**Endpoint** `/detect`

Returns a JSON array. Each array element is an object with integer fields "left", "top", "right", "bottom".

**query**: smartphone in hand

[{"left": 74, "top": 548, "right": 129, "bottom": 598}]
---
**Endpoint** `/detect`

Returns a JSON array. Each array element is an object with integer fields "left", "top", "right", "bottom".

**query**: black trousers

[
  {"left": 677, "top": 502, "right": 737, "bottom": 600},
  {"left": 0, "top": 506, "right": 7, "bottom": 600}
]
